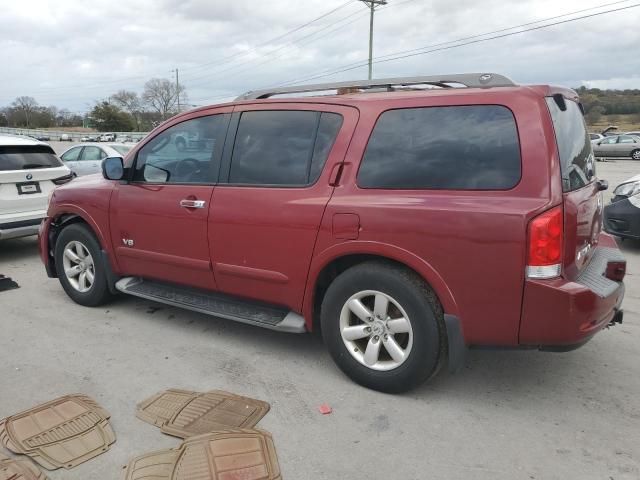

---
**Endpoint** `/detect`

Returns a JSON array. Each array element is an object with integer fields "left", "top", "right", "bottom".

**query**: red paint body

[{"left": 40, "top": 85, "right": 625, "bottom": 348}]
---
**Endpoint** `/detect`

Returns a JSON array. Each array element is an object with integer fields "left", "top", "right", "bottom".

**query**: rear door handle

[{"left": 180, "top": 199, "right": 206, "bottom": 209}]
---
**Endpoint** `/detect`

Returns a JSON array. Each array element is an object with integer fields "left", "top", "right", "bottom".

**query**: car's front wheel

[
  {"left": 321, "top": 261, "right": 445, "bottom": 393},
  {"left": 54, "top": 223, "right": 113, "bottom": 307}
]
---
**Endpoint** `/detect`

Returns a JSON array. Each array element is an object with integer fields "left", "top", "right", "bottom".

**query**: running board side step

[{"left": 115, "top": 277, "right": 306, "bottom": 333}]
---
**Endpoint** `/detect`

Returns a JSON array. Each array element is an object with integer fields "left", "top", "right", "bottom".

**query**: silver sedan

[
  {"left": 593, "top": 135, "right": 640, "bottom": 160},
  {"left": 59, "top": 143, "right": 132, "bottom": 176}
]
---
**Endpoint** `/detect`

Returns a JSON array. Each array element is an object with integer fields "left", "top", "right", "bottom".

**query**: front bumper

[
  {"left": 519, "top": 233, "right": 625, "bottom": 347},
  {"left": 604, "top": 196, "right": 640, "bottom": 240}
]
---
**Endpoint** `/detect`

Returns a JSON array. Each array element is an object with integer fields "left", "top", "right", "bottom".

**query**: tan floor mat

[
  {"left": 137, "top": 389, "right": 270, "bottom": 438},
  {"left": 123, "top": 428, "right": 281, "bottom": 480},
  {"left": 0, "top": 394, "right": 115, "bottom": 470},
  {"left": 0, "top": 452, "right": 48, "bottom": 480}
]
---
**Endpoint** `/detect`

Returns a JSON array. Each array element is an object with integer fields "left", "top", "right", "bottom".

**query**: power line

[
  {"left": 10, "top": 0, "right": 357, "bottom": 97},
  {"left": 273, "top": 0, "right": 640, "bottom": 87}
]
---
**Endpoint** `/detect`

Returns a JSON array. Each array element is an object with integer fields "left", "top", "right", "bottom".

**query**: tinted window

[
  {"left": 61, "top": 147, "right": 82, "bottom": 162},
  {"left": 229, "top": 111, "right": 342, "bottom": 186},
  {"left": 545, "top": 97, "right": 594, "bottom": 192},
  {"left": 0, "top": 145, "right": 62, "bottom": 171},
  {"left": 357, "top": 105, "right": 521, "bottom": 190},
  {"left": 134, "top": 114, "right": 229, "bottom": 184}
]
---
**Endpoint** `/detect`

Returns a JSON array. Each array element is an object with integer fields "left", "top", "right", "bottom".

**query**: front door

[
  {"left": 110, "top": 109, "right": 231, "bottom": 290},
  {"left": 209, "top": 104, "right": 358, "bottom": 310}
]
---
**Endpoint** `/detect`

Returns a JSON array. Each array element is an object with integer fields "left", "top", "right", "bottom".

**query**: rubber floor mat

[
  {"left": 137, "top": 389, "right": 270, "bottom": 438},
  {"left": 0, "top": 452, "right": 48, "bottom": 480},
  {"left": 123, "top": 428, "right": 281, "bottom": 480},
  {"left": 0, "top": 394, "right": 115, "bottom": 470}
]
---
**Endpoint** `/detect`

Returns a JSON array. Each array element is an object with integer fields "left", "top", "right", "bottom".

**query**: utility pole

[
  {"left": 359, "top": 0, "right": 387, "bottom": 79},
  {"left": 172, "top": 68, "right": 181, "bottom": 112}
]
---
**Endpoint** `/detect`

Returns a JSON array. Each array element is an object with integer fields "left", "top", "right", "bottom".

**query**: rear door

[
  {"left": 209, "top": 104, "right": 357, "bottom": 310},
  {"left": 545, "top": 96, "right": 601, "bottom": 279},
  {"left": 616, "top": 135, "right": 639, "bottom": 157},
  {"left": 110, "top": 109, "right": 231, "bottom": 290}
]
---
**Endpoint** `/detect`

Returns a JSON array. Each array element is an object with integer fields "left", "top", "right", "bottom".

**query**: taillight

[
  {"left": 526, "top": 206, "right": 563, "bottom": 279},
  {"left": 605, "top": 261, "right": 626, "bottom": 282}
]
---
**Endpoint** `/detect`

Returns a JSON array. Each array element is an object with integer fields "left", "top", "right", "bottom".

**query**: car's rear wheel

[
  {"left": 321, "top": 261, "right": 445, "bottom": 393},
  {"left": 54, "top": 223, "right": 113, "bottom": 307},
  {"left": 631, "top": 149, "right": 640, "bottom": 160}
]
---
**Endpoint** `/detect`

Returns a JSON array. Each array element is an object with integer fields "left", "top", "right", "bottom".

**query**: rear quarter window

[
  {"left": 545, "top": 97, "right": 594, "bottom": 192},
  {"left": 357, "top": 105, "right": 521, "bottom": 190},
  {"left": 0, "top": 145, "right": 62, "bottom": 171}
]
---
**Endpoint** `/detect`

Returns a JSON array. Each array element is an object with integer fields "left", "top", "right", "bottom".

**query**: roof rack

[{"left": 235, "top": 73, "right": 516, "bottom": 101}]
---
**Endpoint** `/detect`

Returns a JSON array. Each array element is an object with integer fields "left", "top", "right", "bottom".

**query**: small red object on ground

[{"left": 318, "top": 404, "right": 332, "bottom": 415}]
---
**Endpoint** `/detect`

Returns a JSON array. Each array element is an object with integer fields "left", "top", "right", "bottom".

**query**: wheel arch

[{"left": 303, "top": 242, "right": 460, "bottom": 332}]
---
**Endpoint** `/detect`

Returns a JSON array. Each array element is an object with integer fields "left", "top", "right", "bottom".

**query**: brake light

[
  {"left": 606, "top": 261, "right": 626, "bottom": 282},
  {"left": 526, "top": 206, "right": 563, "bottom": 279}
]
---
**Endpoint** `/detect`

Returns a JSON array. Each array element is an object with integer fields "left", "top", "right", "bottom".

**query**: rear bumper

[
  {"left": 0, "top": 217, "right": 43, "bottom": 240},
  {"left": 519, "top": 234, "right": 625, "bottom": 347}
]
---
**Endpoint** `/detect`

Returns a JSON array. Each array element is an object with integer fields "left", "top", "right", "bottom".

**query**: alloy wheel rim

[
  {"left": 62, "top": 241, "right": 95, "bottom": 293},
  {"left": 339, "top": 290, "right": 413, "bottom": 371},
  {"left": 633, "top": 151, "right": 640, "bottom": 160}
]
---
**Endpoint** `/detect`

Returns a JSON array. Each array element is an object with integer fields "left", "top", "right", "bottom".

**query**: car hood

[{"left": 618, "top": 174, "right": 640, "bottom": 185}]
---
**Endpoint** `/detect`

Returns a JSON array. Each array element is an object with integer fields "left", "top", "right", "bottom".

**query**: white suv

[{"left": 0, "top": 135, "right": 73, "bottom": 240}]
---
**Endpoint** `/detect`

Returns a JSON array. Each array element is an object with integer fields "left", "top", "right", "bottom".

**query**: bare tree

[
  {"left": 111, "top": 90, "right": 144, "bottom": 131},
  {"left": 12, "top": 96, "right": 38, "bottom": 127},
  {"left": 142, "top": 78, "right": 186, "bottom": 120}
]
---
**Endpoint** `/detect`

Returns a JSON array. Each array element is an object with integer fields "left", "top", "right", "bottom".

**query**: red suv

[{"left": 39, "top": 73, "right": 626, "bottom": 393}]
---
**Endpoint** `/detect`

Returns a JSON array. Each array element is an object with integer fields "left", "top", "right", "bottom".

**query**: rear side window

[
  {"left": 545, "top": 97, "right": 594, "bottom": 192},
  {"left": 0, "top": 145, "right": 62, "bottom": 171},
  {"left": 229, "top": 111, "right": 343, "bottom": 186},
  {"left": 357, "top": 105, "right": 521, "bottom": 190}
]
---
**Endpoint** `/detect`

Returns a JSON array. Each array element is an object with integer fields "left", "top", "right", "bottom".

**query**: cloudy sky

[{"left": 1, "top": 0, "right": 639, "bottom": 113}]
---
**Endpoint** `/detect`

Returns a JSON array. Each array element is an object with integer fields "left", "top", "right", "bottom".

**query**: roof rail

[{"left": 235, "top": 73, "right": 516, "bottom": 101}]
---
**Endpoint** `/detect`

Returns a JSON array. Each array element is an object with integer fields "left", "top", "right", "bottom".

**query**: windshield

[{"left": 0, "top": 145, "right": 63, "bottom": 171}]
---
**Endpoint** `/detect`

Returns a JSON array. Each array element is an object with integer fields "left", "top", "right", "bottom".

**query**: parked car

[
  {"left": 60, "top": 143, "right": 132, "bottom": 176},
  {"left": 33, "top": 134, "right": 50, "bottom": 141},
  {"left": 99, "top": 133, "right": 116, "bottom": 142},
  {"left": 39, "top": 73, "right": 626, "bottom": 393},
  {"left": 589, "top": 133, "right": 604, "bottom": 143},
  {"left": 118, "top": 135, "right": 133, "bottom": 143},
  {"left": 604, "top": 174, "right": 640, "bottom": 239},
  {"left": 81, "top": 135, "right": 98, "bottom": 142},
  {"left": 60, "top": 134, "right": 72, "bottom": 142},
  {"left": 593, "top": 134, "right": 640, "bottom": 160},
  {"left": 0, "top": 134, "right": 73, "bottom": 240},
  {"left": 624, "top": 131, "right": 640, "bottom": 137}
]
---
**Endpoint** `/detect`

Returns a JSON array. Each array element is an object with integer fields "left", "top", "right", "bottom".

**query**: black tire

[
  {"left": 631, "top": 149, "right": 640, "bottom": 161},
  {"left": 54, "top": 223, "right": 113, "bottom": 307},
  {"left": 320, "top": 261, "right": 445, "bottom": 393}
]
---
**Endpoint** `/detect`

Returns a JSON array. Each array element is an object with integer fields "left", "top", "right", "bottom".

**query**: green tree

[
  {"left": 585, "top": 105, "right": 605, "bottom": 125},
  {"left": 89, "top": 102, "right": 134, "bottom": 131}
]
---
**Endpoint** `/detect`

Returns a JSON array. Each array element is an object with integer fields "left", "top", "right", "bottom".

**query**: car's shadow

[{"left": 0, "top": 236, "right": 40, "bottom": 265}]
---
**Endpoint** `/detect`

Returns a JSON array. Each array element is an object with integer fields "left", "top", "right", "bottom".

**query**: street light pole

[
  {"left": 359, "top": 0, "right": 387, "bottom": 80},
  {"left": 172, "top": 68, "right": 181, "bottom": 112}
]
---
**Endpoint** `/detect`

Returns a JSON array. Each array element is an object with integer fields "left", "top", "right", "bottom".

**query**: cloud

[{"left": 0, "top": 0, "right": 638, "bottom": 111}]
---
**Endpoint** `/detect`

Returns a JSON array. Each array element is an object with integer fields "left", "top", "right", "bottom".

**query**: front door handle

[{"left": 180, "top": 199, "right": 206, "bottom": 209}]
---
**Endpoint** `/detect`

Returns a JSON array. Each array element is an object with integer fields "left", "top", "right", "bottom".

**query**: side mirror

[
  {"left": 597, "top": 179, "right": 609, "bottom": 191},
  {"left": 102, "top": 157, "right": 124, "bottom": 180},
  {"left": 597, "top": 141, "right": 603, "bottom": 145}
]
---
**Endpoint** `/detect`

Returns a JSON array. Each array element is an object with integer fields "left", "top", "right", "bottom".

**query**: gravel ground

[{"left": 0, "top": 154, "right": 639, "bottom": 480}]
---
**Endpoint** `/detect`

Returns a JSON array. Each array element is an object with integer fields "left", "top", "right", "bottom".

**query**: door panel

[
  {"left": 110, "top": 108, "right": 232, "bottom": 290},
  {"left": 209, "top": 104, "right": 358, "bottom": 310}
]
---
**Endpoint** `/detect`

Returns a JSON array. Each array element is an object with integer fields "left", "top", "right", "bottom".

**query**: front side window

[
  {"left": 357, "top": 105, "right": 521, "bottom": 190},
  {"left": 545, "top": 97, "right": 594, "bottom": 192},
  {"left": 228, "top": 110, "right": 342, "bottom": 186},
  {"left": 134, "top": 114, "right": 229, "bottom": 184}
]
